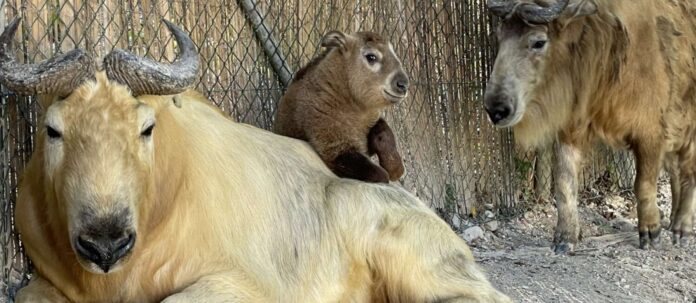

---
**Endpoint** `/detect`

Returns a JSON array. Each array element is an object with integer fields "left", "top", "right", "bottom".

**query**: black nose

[
  {"left": 484, "top": 90, "right": 515, "bottom": 125},
  {"left": 392, "top": 72, "right": 409, "bottom": 95},
  {"left": 75, "top": 232, "right": 136, "bottom": 272},
  {"left": 485, "top": 102, "right": 512, "bottom": 124}
]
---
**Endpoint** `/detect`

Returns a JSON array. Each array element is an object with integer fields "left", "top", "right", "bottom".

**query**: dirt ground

[{"left": 467, "top": 179, "right": 696, "bottom": 303}]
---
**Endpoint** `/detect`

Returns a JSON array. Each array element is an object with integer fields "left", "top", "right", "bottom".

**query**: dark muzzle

[
  {"left": 484, "top": 92, "right": 514, "bottom": 125},
  {"left": 74, "top": 211, "right": 136, "bottom": 273},
  {"left": 391, "top": 71, "right": 410, "bottom": 96}
]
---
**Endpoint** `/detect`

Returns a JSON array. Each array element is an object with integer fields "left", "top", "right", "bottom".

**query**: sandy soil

[{"left": 468, "top": 180, "right": 696, "bottom": 303}]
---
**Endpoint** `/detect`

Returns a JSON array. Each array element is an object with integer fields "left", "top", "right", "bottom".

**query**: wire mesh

[{"left": 0, "top": 0, "right": 635, "bottom": 300}]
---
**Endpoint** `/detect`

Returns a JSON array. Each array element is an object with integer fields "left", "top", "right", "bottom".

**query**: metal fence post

[{"left": 237, "top": 0, "right": 294, "bottom": 89}]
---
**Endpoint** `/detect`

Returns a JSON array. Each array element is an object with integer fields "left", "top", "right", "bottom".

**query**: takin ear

[
  {"left": 558, "top": 0, "right": 598, "bottom": 28},
  {"left": 321, "top": 31, "right": 348, "bottom": 49}
]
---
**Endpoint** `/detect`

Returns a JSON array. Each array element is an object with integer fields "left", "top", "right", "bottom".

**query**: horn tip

[
  {"left": 4, "top": 17, "right": 22, "bottom": 34},
  {"left": 0, "top": 17, "right": 22, "bottom": 48},
  {"left": 161, "top": 19, "right": 180, "bottom": 32},
  {"left": 8, "top": 17, "right": 21, "bottom": 27}
]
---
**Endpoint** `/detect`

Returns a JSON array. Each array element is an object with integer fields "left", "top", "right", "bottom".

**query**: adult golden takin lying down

[{"left": 4, "top": 19, "right": 510, "bottom": 303}]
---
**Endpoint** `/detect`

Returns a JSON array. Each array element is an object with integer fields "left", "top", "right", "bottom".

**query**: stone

[
  {"left": 461, "top": 226, "right": 485, "bottom": 243},
  {"left": 451, "top": 214, "right": 462, "bottom": 229},
  {"left": 610, "top": 217, "right": 634, "bottom": 232},
  {"left": 484, "top": 210, "right": 495, "bottom": 219},
  {"left": 484, "top": 220, "right": 500, "bottom": 232},
  {"left": 523, "top": 212, "right": 534, "bottom": 220}
]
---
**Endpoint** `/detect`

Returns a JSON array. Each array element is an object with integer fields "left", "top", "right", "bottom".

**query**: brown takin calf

[
  {"left": 484, "top": 0, "right": 696, "bottom": 253},
  {"left": 4, "top": 19, "right": 510, "bottom": 302},
  {"left": 274, "top": 31, "right": 408, "bottom": 183}
]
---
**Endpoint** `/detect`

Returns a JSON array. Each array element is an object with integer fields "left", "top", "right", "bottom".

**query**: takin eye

[
  {"left": 365, "top": 54, "right": 378, "bottom": 64},
  {"left": 46, "top": 125, "right": 62, "bottom": 139},
  {"left": 141, "top": 124, "right": 155, "bottom": 137},
  {"left": 531, "top": 40, "right": 547, "bottom": 50}
]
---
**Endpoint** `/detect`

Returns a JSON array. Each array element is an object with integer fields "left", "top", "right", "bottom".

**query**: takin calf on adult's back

[
  {"left": 484, "top": 0, "right": 696, "bottom": 253},
  {"left": 274, "top": 31, "right": 408, "bottom": 183},
  {"left": 4, "top": 18, "right": 510, "bottom": 302}
]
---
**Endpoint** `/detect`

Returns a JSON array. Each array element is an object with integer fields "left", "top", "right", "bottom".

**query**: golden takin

[{"left": 3, "top": 18, "right": 510, "bottom": 303}]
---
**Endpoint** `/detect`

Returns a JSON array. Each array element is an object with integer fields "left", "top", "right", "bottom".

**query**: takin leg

[
  {"left": 309, "top": 129, "right": 390, "bottom": 183},
  {"left": 672, "top": 175, "right": 695, "bottom": 246},
  {"left": 665, "top": 153, "right": 681, "bottom": 227},
  {"left": 333, "top": 149, "right": 390, "bottom": 183},
  {"left": 634, "top": 143, "right": 664, "bottom": 249},
  {"left": 552, "top": 141, "right": 583, "bottom": 254},
  {"left": 368, "top": 118, "right": 405, "bottom": 181},
  {"left": 14, "top": 275, "right": 70, "bottom": 303},
  {"left": 672, "top": 148, "right": 696, "bottom": 246},
  {"left": 331, "top": 183, "right": 511, "bottom": 303},
  {"left": 368, "top": 211, "right": 512, "bottom": 302},
  {"left": 161, "top": 271, "right": 269, "bottom": 303}
]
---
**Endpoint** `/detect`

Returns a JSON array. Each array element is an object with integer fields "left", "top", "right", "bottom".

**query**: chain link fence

[{"left": 0, "top": 0, "right": 635, "bottom": 300}]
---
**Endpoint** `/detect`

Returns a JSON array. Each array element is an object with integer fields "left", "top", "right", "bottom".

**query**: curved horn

[
  {"left": 487, "top": 0, "right": 570, "bottom": 24},
  {"left": 517, "top": 0, "right": 569, "bottom": 24},
  {"left": 0, "top": 17, "right": 95, "bottom": 96},
  {"left": 103, "top": 19, "right": 199, "bottom": 96},
  {"left": 487, "top": 0, "right": 518, "bottom": 18}
]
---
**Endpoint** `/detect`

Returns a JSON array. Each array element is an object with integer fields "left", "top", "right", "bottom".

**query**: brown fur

[
  {"left": 14, "top": 72, "right": 510, "bottom": 302},
  {"left": 274, "top": 31, "right": 407, "bottom": 183},
  {"left": 368, "top": 118, "right": 405, "bottom": 179},
  {"left": 486, "top": 0, "right": 696, "bottom": 251}
]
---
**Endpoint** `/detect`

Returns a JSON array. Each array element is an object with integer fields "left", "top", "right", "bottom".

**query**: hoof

[
  {"left": 639, "top": 228, "right": 661, "bottom": 249},
  {"left": 672, "top": 230, "right": 693, "bottom": 247},
  {"left": 552, "top": 242, "right": 574, "bottom": 255}
]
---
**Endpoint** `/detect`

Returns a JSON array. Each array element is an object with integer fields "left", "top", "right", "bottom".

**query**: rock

[
  {"left": 484, "top": 210, "right": 495, "bottom": 219},
  {"left": 484, "top": 220, "right": 500, "bottom": 232},
  {"left": 484, "top": 203, "right": 495, "bottom": 210},
  {"left": 610, "top": 217, "right": 634, "bottom": 232},
  {"left": 461, "top": 226, "right": 485, "bottom": 243},
  {"left": 451, "top": 214, "right": 462, "bottom": 229},
  {"left": 523, "top": 212, "right": 534, "bottom": 220},
  {"left": 483, "top": 230, "right": 498, "bottom": 242},
  {"left": 606, "top": 195, "right": 626, "bottom": 208}
]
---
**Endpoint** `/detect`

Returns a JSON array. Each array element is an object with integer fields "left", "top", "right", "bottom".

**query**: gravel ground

[{"left": 466, "top": 180, "right": 696, "bottom": 303}]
